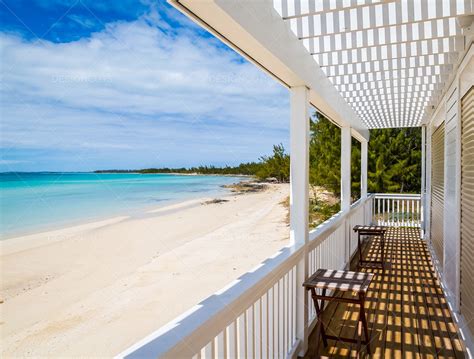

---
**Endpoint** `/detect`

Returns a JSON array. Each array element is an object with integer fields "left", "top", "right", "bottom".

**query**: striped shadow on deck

[{"left": 304, "top": 228, "right": 466, "bottom": 358}]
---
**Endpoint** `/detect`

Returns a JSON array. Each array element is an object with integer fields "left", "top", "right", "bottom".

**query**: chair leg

[
  {"left": 312, "top": 288, "right": 328, "bottom": 349},
  {"left": 357, "top": 319, "right": 362, "bottom": 357},
  {"left": 359, "top": 293, "right": 371, "bottom": 355},
  {"left": 320, "top": 289, "right": 328, "bottom": 347},
  {"left": 311, "top": 294, "right": 323, "bottom": 355},
  {"left": 357, "top": 232, "right": 363, "bottom": 270}
]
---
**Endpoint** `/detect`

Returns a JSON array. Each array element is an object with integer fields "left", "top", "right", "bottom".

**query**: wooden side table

[
  {"left": 303, "top": 269, "right": 374, "bottom": 357},
  {"left": 353, "top": 225, "right": 387, "bottom": 271}
]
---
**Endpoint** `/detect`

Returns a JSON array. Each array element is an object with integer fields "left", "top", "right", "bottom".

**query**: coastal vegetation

[
  {"left": 96, "top": 112, "right": 421, "bottom": 196},
  {"left": 95, "top": 112, "right": 421, "bottom": 227}
]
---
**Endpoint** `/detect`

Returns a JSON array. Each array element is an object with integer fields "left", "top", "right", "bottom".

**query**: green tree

[
  {"left": 309, "top": 113, "right": 341, "bottom": 195},
  {"left": 368, "top": 127, "right": 421, "bottom": 193},
  {"left": 256, "top": 144, "right": 290, "bottom": 182}
]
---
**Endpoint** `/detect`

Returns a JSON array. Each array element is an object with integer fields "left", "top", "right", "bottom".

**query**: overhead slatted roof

[{"left": 273, "top": 0, "right": 473, "bottom": 128}]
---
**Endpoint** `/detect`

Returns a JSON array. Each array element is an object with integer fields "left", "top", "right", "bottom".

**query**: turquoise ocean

[{"left": 0, "top": 172, "right": 242, "bottom": 239}]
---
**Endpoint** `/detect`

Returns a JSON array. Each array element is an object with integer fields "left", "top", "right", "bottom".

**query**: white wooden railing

[
  {"left": 372, "top": 193, "right": 422, "bottom": 228},
  {"left": 118, "top": 196, "right": 373, "bottom": 359}
]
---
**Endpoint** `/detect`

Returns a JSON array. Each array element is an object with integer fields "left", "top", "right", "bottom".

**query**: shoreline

[
  {"left": 1, "top": 181, "right": 268, "bottom": 252},
  {"left": 0, "top": 176, "right": 250, "bottom": 241},
  {"left": 0, "top": 195, "right": 212, "bottom": 242},
  {"left": 1, "top": 194, "right": 233, "bottom": 253},
  {"left": 1, "top": 183, "right": 289, "bottom": 357}
]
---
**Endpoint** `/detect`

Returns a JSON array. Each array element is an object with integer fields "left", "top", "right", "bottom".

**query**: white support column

[
  {"left": 289, "top": 86, "right": 310, "bottom": 356},
  {"left": 341, "top": 126, "right": 352, "bottom": 212},
  {"left": 361, "top": 139, "right": 368, "bottom": 199},
  {"left": 421, "top": 125, "right": 426, "bottom": 235},
  {"left": 290, "top": 86, "right": 310, "bottom": 247},
  {"left": 425, "top": 124, "right": 432, "bottom": 241}
]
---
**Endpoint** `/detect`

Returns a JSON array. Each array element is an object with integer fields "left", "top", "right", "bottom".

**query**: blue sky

[{"left": 0, "top": 0, "right": 289, "bottom": 171}]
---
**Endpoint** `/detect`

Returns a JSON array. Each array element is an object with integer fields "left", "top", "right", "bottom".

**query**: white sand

[{"left": 0, "top": 184, "right": 289, "bottom": 357}]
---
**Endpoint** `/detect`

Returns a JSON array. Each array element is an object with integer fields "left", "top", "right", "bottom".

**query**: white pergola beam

[{"left": 171, "top": 0, "right": 369, "bottom": 139}]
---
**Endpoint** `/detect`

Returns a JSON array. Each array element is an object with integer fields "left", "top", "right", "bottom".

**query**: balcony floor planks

[{"left": 303, "top": 228, "right": 466, "bottom": 359}]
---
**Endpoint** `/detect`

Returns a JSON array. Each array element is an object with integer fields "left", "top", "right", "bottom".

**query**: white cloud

[{"left": 0, "top": 12, "right": 289, "bottom": 170}]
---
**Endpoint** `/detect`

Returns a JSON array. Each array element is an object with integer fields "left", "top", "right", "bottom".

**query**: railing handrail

[{"left": 119, "top": 195, "right": 373, "bottom": 359}]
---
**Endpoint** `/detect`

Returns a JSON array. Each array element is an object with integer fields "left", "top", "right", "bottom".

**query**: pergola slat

[
  {"left": 309, "top": 34, "right": 461, "bottom": 56},
  {"left": 311, "top": 36, "right": 463, "bottom": 58},
  {"left": 313, "top": 38, "right": 461, "bottom": 66},
  {"left": 321, "top": 57, "right": 454, "bottom": 76},
  {"left": 327, "top": 70, "right": 450, "bottom": 85},
  {"left": 324, "top": 64, "right": 453, "bottom": 78},
  {"left": 281, "top": 0, "right": 395, "bottom": 20},
  {"left": 289, "top": 0, "right": 472, "bottom": 38},
  {"left": 300, "top": 17, "right": 460, "bottom": 42}
]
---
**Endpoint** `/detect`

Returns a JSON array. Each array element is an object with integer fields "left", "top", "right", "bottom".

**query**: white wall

[
  {"left": 444, "top": 82, "right": 461, "bottom": 305},
  {"left": 427, "top": 41, "right": 474, "bottom": 352}
]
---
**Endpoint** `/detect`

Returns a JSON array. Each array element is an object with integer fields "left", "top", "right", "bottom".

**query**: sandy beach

[{"left": 0, "top": 183, "right": 289, "bottom": 357}]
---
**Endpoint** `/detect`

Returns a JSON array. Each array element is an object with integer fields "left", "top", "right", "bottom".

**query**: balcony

[
  {"left": 119, "top": 194, "right": 467, "bottom": 358},
  {"left": 119, "top": 0, "right": 474, "bottom": 356}
]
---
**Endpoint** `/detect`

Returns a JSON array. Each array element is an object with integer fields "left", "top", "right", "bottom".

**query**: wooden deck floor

[{"left": 304, "top": 227, "right": 466, "bottom": 358}]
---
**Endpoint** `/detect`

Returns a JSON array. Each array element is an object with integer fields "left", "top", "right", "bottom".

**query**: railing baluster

[
  {"left": 377, "top": 198, "right": 380, "bottom": 225},
  {"left": 388, "top": 198, "right": 395, "bottom": 226},
  {"left": 262, "top": 293, "right": 268, "bottom": 359},
  {"left": 255, "top": 300, "right": 261, "bottom": 359},
  {"left": 279, "top": 278, "right": 284, "bottom": 358},
  {"left": 291, "top": 267, "right": 296, "bottom": 346},
  {"left": 273, "top": 281, "right": 281, "bottom": 357},
  {"left": 203, "top": 341, "right": 213, "bottom": 359},
  {"left": 227, "top": 321, "right": 237, "bottom": 359},
  {"left": 372, "top": 196, "right": 375, "bottom": 224},
  {"left": 417, "top": 199, "right": 420, "bottom": 227},
  {"left": 217, "top": 331, "right": 225, "bottom": 359},
  {"left": 283, "top": 274, "right": 287, "bottom": 357},
  {"left": 401, "top": 200, "right": 405, "bottom": 226},
  {"left": 268, "top": 288, "right": 273, "bottom": 359},
  {"left": 383, "top": 198, "right": 386, "bottom": 226},
  {"left": 241, "top": 313, "right": 246, "bottom": 359},
  {"left": 238, "top": 313, "right": 246, "bottom": 359},
  {"left": 392, "top": 199, "right": 395, "bottom": 226},
  {"left": 246, "top": 307, "right": 254, "bottom": 359},
  {"left": 287, "top": 272, "right": 291, "bottom": 351}
]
